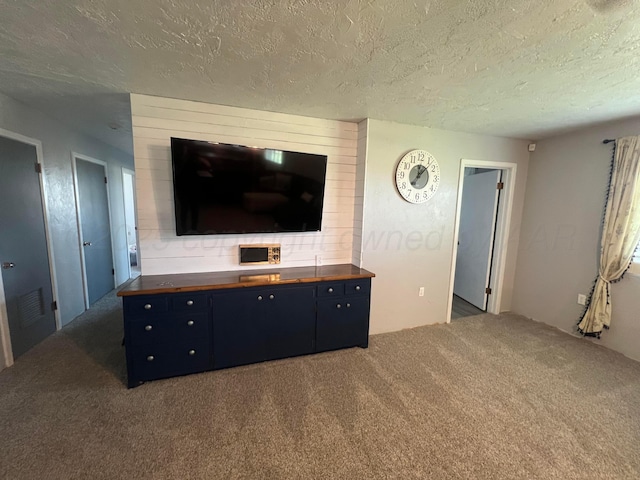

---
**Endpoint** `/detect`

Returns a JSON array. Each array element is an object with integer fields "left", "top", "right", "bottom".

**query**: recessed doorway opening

[{"left": 448, "top": 160, "right": 518, "bottom": 322}]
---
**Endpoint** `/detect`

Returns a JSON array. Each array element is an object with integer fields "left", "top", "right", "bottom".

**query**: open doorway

[
  {"left": 448, "top": 160, "right": 518, "bottom": 321},
  {"left": 122, "top": 168, "right": 140, "bottom": 279}
]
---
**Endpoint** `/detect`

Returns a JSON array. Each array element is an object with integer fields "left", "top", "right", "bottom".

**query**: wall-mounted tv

[{"left": 170, "top": 138, "right": 328, "bottom": 235}]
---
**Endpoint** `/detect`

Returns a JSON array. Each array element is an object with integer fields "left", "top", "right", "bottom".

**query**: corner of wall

[{"left": 352, "top": 119, "right": 369, "bottom": 267}]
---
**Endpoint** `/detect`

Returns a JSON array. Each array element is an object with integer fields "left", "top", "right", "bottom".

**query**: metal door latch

[{"left": 2, "top": 262, "right": 15, "bottom": 269}]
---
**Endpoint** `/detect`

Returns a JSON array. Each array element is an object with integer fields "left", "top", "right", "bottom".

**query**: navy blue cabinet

[
  {"left": 213, "top": 286, "right": 316, "bottom": 369},
  {"left": 121, "top": 271, "right": 372, "bottom": 387},
  {"left": 316, "top": 295, "right": 370, "bottom": 352},
  {"left": 123, "top": 293, "right": 212, "bottom": 387}
]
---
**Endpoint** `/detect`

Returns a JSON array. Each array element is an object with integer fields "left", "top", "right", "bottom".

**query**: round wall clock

[{"left": 395, "top": 149, "right": 441, "bottom": 203}]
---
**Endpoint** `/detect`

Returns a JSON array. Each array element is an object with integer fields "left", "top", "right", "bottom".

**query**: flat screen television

[{"left": 170, "top": 138, "right": 328, "bottom": 235}]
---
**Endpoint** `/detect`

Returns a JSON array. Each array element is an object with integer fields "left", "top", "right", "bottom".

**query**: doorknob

[
  {"left": 83, "top": 241, "right": 92, "bottom": 246},
  {"left": 2, "top": 262, "right": 15, "bottom": 269}
]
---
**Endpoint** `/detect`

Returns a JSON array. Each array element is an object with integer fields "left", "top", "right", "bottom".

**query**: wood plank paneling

[
  {"left": 131, "top": 94, "right": 360, "bottom": 275},
  {"left": 131, "top": 95, "right": 358, "bottom": 131}
]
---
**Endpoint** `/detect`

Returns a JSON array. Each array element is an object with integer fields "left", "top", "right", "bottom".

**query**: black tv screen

[{"left": 170, "top": 138, "right": 328, "bottom": 235}]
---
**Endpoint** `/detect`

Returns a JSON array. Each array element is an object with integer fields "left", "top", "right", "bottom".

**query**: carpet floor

[{"left": 1, "top": 289, "right": 639, "bottom": 479}]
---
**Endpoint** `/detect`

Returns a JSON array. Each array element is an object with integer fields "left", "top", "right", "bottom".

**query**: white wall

[
  {"left": 131, "top": 94, "right": 359, "bottom": 274},
  {"left": 0, "top": 92, "right": 133, "bottom": 368},
  {"left": 511, "top": 117, "right": 640, "bottom": 361},
  {"left": 361, "top": 119, "right": 530, "bottom": 334}
]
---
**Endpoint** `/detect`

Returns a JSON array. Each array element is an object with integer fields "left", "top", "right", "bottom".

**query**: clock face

[{"left": 395, "top": 149, "right": 441, "bottom": 203}]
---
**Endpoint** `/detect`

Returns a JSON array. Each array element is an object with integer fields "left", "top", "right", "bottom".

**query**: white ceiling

[{"left": 1, "top": 0, "right": 640, "bottom": 153}]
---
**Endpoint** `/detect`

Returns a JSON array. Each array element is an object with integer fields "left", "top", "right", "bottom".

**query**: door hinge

[
  {"left": 485, "top": 287, "right": 492, "bottom": 295},
  {"left": 35, "top": 163, "right": 42, "bottom": 174},
  {"left": 51, "top": 301, "right": 58, "bottom": 311},
  {"left": 497, "top": 182, "right": 504, "bottom": 190},
  {"left": 104, "top": 176, "right": 108, "bottom": 184},
  {"left": 112, "top": 268, "right": 115, "bottom": 275}
]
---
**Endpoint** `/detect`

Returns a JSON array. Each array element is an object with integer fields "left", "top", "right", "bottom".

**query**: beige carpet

[{"left": 1, "top": 289, "right": 639, "bottom": 480}]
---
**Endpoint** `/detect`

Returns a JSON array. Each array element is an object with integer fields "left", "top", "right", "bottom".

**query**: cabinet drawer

[
  {"left": 345, "top": 279, "right": 370, "bottom": 296},
  {"left": 128, "top": 313, "right": 209, "bottom": 347},
  {"left": 125, "top": 295, "right": 168, "bottom": 316},
  {"left": 131, "top": 337, "right": 211, "bottom": 382},
  {"left": 170, "top": 293, "right": 209, "bottom": 312},
  {"left": 317, "top": 282, "right": 344, "bottom": 297}
]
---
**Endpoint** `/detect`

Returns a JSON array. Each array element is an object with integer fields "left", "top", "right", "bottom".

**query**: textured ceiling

[{"left": 1, "top": 0, "right": 640, "bottom": 152}]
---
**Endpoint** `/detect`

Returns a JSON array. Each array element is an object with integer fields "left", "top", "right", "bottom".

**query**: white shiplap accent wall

[
  {"left": 352, "top": 120, "right": 368, "bottom": 267},
  {"left": 130, "top": 94, "right": 359, "bottom": 275}
]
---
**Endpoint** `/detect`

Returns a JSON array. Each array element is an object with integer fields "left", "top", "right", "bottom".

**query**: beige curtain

[{"left": 579, "top": 136, "right": 640, "bottom": 336}]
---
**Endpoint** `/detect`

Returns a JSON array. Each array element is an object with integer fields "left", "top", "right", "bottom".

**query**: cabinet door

[
  {"left": 316, "top": 296, "right": 370, "bottom": 352},
  {"left": 212, "top": 290, "right": 266, "bottom": 369},
  {"left": 213, "top": 286, "right": 316, "bottom": 369},
  {"left": 263, "top": 287, "right": 316, "bottom": 361}
]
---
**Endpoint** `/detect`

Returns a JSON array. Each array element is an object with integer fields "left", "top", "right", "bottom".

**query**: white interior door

[{"left": 453, "top": 169, "right": 501, "bottom": 310}]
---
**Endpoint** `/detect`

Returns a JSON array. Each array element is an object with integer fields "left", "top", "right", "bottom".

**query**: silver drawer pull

[
  {"left": 144, "top": 304, "right": 152, "bottom": 310},
  {"left": 355, "top": 285, "right": 361, "bottom": 291},
  {"left": 328, "top": 287, "right": 334, "bottom": 293},
  {"left": 257, "top": 295, "right": 263, "bottom": 301},
  {"left": 147, "top": 355, "right": 154, "bottom": 362},
  {"left": 337, "top": 303, "right": 341, "bottom": 309},
  {"left": 145, "top": 325, "right": 152, "bottom": 331},
  {"left": 346, "top": 303, "right": 351, "bottom": 308},
  {"left": 187, "top": 320, "right": 194, "bottom": 326},
  {"left": 186, "top": 300, "right": 194, "bottom": 306},
  {"left": 269, "top": 294, "right": 275, "bottom": 300},
  {"left": 188, "top": 349, "right": 196, "bottom": 356}
]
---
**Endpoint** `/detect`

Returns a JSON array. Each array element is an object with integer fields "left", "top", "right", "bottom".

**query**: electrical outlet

[
  {"left": 419, "top": 287, "right": 424, "bottom": 297},
  {"left": 577, "top": 294, "right": 587, "bottom": 306}
]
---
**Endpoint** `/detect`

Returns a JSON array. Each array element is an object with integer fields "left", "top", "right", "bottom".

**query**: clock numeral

[
  {"left": 418, "top": 152, "right": 425, "bottom": 161},
  {"left": 399, "top": 171, "right": 405, "bottom": 179},
  {"left": 433, "top": 175, "right": 439, "bottom": 182},
  {"left": 402, "top": 181, "right": 407, "bottom": 189},
  {"left": 424, "top": 192, "right": 429, "bottom": 199},
  {"left": 415, "top": 193, "right": 420, "bottom": 201},
  {"left": 427, "top": 157, "right": 434, "bottom": 166},
  {"left": 404, "top": 163, "right": 410, "bottom": 170},
  {"left": 411, "top": 156, "right": 416, "bottom": 164},
  {"left": 430, "top": 185, "right": 435, "bottom": 192},
  {"left": 431, "top": 165, "right": 436, "bottom": 172}
]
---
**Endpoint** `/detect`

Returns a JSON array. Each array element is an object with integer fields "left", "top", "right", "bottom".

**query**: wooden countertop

[{"left": 117, "top": 264, "right": 375, "bottom": 296}]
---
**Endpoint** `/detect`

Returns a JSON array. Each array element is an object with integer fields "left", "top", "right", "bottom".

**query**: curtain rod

[{"left": 603, "top": 139, "right": 616, "bottom": 144}]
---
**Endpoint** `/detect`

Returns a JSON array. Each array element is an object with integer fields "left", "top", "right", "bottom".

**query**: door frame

[
  {"left": 121, "top": 167, "right": 139, "bottom": 279},
  {"left": 447, "top": 159, "right": 518, "bottom": 322},
  {"left": 71, "top": 153, "right": 117, "bottom": 309},
  {"left": 0, "top": 128, "right": 61, "bottom": 369}
]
